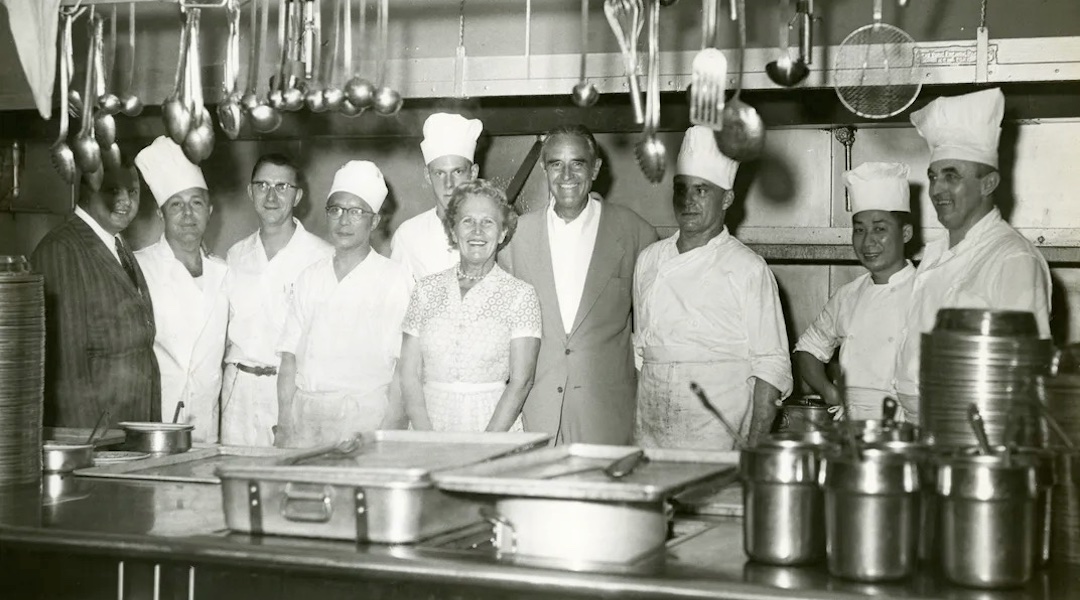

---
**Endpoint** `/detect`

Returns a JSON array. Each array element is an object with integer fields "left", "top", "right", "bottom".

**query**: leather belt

[{"left": 233, "top": 363, "right": 278, "bottom": 377}]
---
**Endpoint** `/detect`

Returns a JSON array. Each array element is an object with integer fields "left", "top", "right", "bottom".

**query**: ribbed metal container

[
  {"left": 1051, "top": 450, "right": 1080, "bottom": 565},
  {"left": 0, "top": 256, "right": 45, "bottom": 487}
]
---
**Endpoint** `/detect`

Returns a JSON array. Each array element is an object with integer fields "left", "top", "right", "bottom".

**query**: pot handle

[
  {"left": 280, "top": 482, "right": 334, "bottom": 523},
  {"left": 479, "top": 506, "right": 516, "bottom": 554}
]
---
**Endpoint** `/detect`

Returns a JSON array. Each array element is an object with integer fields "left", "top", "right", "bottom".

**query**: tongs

[{"left": 604, "top": 0, "right": 645, "bottom": 124}]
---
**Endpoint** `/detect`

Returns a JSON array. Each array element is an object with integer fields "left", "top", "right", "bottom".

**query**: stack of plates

[
  {"left": 1052, "top": 451, "right": 1080, "bottom": 565},
  {"left": 919, "top": 309, "right": 1053, "bottom": 448},
  {"left": 0, "top": 256, "right": 45, "bottom": 487}
]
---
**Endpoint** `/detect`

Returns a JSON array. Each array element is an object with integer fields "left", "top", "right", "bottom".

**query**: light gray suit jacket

[{"left": 502, "top": 200, "right": 657, "bottom": 445}]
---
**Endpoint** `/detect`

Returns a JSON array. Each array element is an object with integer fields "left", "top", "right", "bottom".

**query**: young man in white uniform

[
  {"left": 794, "top": 162, "right": 916, "bottom": 421},
  {"left": 134, "top": 137, "right": 229, "bottom": 443},
  {"left": 390, "top": 113, "right": 482, "bottom": 280},
  {"left": 633, "top": 126, "right": 792, "bottom": 449},
  {"left": 222, "top": 155, "right": 333, "bottom": 446},
  {"left": 895, "top": 88, "right": 1051, "bottom": 418},
  {"left": 276, "top": 161, "right": 413, "bottom": 447}
]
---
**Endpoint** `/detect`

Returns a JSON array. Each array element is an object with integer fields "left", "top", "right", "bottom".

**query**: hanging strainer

[{"left": 833, "top": 0, "right": 921, "bottom": 119}]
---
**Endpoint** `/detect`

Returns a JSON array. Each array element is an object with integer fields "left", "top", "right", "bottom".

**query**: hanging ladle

[
  {"left": 72, "top": 12, "right": 103, "bottom": 182},
  {"left": 716, "top": 0, "right": 765, "bottom": 162},
  {"left": 343, "top": 0, "right": 375, "bottom": 112},
  {"left": 634, "top": 0, "right": 665, "bottom": 183},
  {"left": 765, "top": 0, "right": 809, "bottom": 87},
  {"left": 50, "top": 8, "right": 80, "bottom": 186},
  {"left": 303, "top": 0, "right": 329, "bottom": 112},
  {"left": 321, "top": 0, "right": 346, "bottom": 111},
  {"left": 247, "top": 0, "right": 283, "bottom": 132},
  {"left": 371, "top": 0, "right": 402, "bottom": 116},
  {"left": 163, "top": 9, "right": 193, "bottom": 145},
  {"left": 571, "top": 0, "right": 599, "bottom": 107},
  {"left": 217, "top": 0, "right": 244, "bottom": 140},
  {"left": 119, "top": 3, "right": 143, "bottom": 116}
]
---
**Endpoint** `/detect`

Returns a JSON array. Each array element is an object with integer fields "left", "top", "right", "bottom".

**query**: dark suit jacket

[
  {"left": 502, "top": 200, "right": 658, "bottom": 445},
  {"left": 31, "top": 215, "right": 160, "bottom": 427}
]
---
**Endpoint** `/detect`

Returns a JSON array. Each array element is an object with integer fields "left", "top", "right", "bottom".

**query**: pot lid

[{"left": 119, "top": 421, "right": 195, "bottom": 432}]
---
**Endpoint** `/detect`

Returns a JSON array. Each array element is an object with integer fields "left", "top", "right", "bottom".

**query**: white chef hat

[
  {"left": 845, "top": 162, "right": 911, "bottom": 214},
  {"left": 134, "top": 136, "right": 208, "bottom": 207},
  {"left": 676, "top": 126, "right": 739, "bottom": 190},
  {"left": 328, "top": 161, "right": 388, "bottom": 213},
  {"left": 420, "top": 113, "right": 483, "bottom": 164},
  {"left": 910, "top": 88, "right": 1004, "bottom": 169}
]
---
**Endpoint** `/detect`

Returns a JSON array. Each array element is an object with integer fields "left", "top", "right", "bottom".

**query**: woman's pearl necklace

[{"left": 457, "top": 266, "right": 487, "bottom": 281}]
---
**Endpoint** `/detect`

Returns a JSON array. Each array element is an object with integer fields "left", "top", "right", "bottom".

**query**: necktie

[{"left": 115, "top": 236, "right": 139, "bottom": 287}]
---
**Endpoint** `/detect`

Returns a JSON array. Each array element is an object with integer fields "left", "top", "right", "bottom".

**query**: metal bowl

[
  {"left": 119, "top": 422, "right": 193, "bottom": 455},
  {"left": 933, "top": 308, "right": 1039, "bottom": 337},
  {"left": 42, "top": 442, "right": 94, "bottom": 473}
]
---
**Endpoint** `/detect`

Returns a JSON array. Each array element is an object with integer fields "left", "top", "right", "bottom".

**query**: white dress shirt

[
  {"left": 895, "top": 208, "right": 1051, "bottom": 401},
  {"left": 74, "top": 205, "right": 121, "bottom": 263},
  {"left": 795, "top": 263, "right": 916, "bottom": 417},
  {"left": 547, "top": 196, "right": 602, "bottom": 335},
  {"left": 224, "top": 220, "right": 333, "bottom": 367},
  {"left": 390, "top": 208, "right": 459, "bottom": 280}
]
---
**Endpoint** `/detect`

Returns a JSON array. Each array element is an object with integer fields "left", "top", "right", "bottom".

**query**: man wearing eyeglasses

[
  {"left": 134, "top": 137, "right": 228, "bottom": 443},
  {"left": 31, "top": 161, "right": 160, "bottom": 427},
  {"left": 274, "top": 161, "right": 413, "bottom": 447},
  {"left": 222, "top": 154, "right": 332, "bottom": 447}
]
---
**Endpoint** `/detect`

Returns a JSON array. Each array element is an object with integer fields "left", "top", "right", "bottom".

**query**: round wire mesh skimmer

[{"left": 833, "top": 0, "right": 922, "bottom": 119}]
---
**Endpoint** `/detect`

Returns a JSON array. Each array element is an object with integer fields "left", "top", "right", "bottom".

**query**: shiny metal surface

[
  {"left": 41, "top": 443, "right": 94, "bottom": 474},
  {"left": 934, "top": 308, "right": 1040, "bottom": 337},
  {"left": 119, "top": 423, "right": 193, "bottom": 455},
  {"left": 1051, "top": 450, "right": 1080, "bottom": 566},
  {"left": 741, "top": 440, "right": 825, "bottom": 565}
]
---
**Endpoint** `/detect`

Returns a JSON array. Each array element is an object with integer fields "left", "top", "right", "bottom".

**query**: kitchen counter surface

[{"left": 1, "top": 475, "right": 1078, "bottom": 600}]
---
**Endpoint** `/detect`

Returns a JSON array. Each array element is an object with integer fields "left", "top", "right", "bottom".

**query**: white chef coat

[
  {"left": 895, "top": 208, "right": 1051, "bottom": 415},
  {"left": 547, "top": 196, "right": 602, "bottom": 335},
  {"left": 794, "top": 263, "right": 916, "bottom": 420},
  {"left": 220, "top": 220, "right": 332, "bottom": 446},
  {"left": 135, "top": 236, "right": 228, "bottom": 442},
  {"left": 633, "top": 229, "right": 793, "bottom": 449},
  {"left": 275, "top": 252, "right": 413, "bottom": 447},
  {"left": 390, "top": 208, "right": 459, "bottom": 280}
]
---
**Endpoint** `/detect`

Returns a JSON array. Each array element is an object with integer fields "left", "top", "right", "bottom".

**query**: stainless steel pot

[
  {"left": 741, "top": 438, "right": 827, "bottom": 565},
  {"left": 42, "top": 442, "right": 94, "bottom": 473},
  {"left": 820, "top": 447, "right": 921, "bottom": 582},
  {"left": 119, "top": 422, "right": 193, "bottom": 455},
  {"left": 937, "top": 453, "right": 1039, "bottom": 588},
  {"left": 776, "top": 396, "right": 833, "bottom": 433},
  {"left": 848, "top": 419, "right": 918, "bottom": 444},
  {"left": 487, "top": 498, "right": 667, "bottom": 565}
]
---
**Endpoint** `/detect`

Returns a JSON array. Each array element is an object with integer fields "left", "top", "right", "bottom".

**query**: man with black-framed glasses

[
  {"left": 274, "top": 161, "right": 413, "bottom": 447},
  {"left": 221, "top": 153, "right": 332, "bottom": 446}
]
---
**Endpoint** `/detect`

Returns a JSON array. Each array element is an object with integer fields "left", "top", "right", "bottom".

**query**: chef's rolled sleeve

[
  {"left": 793, "top": 292, "right": 843, "bottom": 363},
  {"left": 747, "top": 266, "right": 794, "bottom": 398}
]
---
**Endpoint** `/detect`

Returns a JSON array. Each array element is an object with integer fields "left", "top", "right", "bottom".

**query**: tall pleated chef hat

[
  {"left": 329, "top": 160, "right": 388, "bottom": 213},
  {"left": 910, "top": 88, "right": 1004, "bottom": 169},
  {"left": 676, "top": 126, "right": 739, "bottom": 190},
  {"left": 420, "top": 113, "right": 483, "bottom": 164},
  {"left": 844, "top": 162, "right": 911, "bottom": 214},
  {"left": 134, "top": 136, "right": 208, "bottom": 207}
]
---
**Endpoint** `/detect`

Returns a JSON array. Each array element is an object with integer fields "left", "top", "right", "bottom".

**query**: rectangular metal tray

[
  {"left": 217, "top": 430, "right": 551, "bottom": 544},
  {"left": 43, "top": 426, "right": 125, "bottom": 448},
  {"left": 75, "top": 446, "right": 294, "bottom": 484},
  {"left": 432, "top": 444, "right": 739, "bottom": 503},
  {"left": 670, "top": 470, "right": 743, "bottom": 517}
]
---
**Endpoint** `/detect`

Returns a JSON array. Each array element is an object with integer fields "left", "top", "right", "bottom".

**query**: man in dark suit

[
  {"left": 501, "top": 124, "right": 658, "bottom": 445},
  {"left": 32, "top": 165, "right": 160, "bottom": 427}
]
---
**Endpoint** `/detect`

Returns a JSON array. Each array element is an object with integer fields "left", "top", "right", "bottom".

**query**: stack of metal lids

[
  {"left": 919, "top": 309, "right": 1054, "bottom": 448},
  {"left": 0, "top": 256, "right": 45, "bottom": 487}
]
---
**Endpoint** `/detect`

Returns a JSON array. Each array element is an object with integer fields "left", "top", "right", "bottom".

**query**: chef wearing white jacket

[
  {"left": 390, "top": 113, "right": 482, "bottom": 280},
  {"left": 794, "top": 162, "right": 916, "bottom": 421},
  {"left": 276, "top": 161, "right": 413, "bottom": 448},
  {"left": 633, "top": 126, "right": 793, "bottom": 449},
  {"left": 895, "top": 88, "right": 1052, "bottom": 418},
  {"left": 134, "top": 137, "right": 227, "bottom": 442}
]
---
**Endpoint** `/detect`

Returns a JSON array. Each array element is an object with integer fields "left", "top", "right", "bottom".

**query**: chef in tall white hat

[
  {"left": 795, "top": 162, "right": 917, "bottom": 420},
  {"left": 134, "top": 136, "right": 228, "bottom": 442},
  {"left": 391, "top": 112, "right": 484, "bottom": 280},
  {"left": 633, "top": 126, "right": 791, "bottom": 450},
  {"left": 893, "top": 88, "right": 1051, "bottom": 418},
  {"left": 275, "top": 161, "right": 414, "bottom": 447}
]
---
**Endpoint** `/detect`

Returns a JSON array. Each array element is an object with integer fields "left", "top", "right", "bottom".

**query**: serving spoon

[
  {"left": 371, "top": 0, "right": 401, "bottom": 116},
  {"left": 72, "top": 13, "right": 103, "bottom": 182},
  {"left": 716, "top": 0, "right": 765, "bottom": 162},
  {"left": 217, "top": 0, "right": 244, "bottom": 139},
  {"left": 247, "top": 0, "right": 282, "bottom": 132},
  {"left": 119, "top": 3, "right": 143, "bottom": 117},
  {"left": 342, "top": 0, "right": 374, "bottom": 113},
  {"left": 50, "top": 8, "right": 80, "bottom": 185},
  {"left": 321, "top": 0, "right": 346, "bottom": 111},
  {"left": 163, "top": 10, "right": 193, "bottom": 145},
  {"left": 182, "top": 9, "right": 216, "bottom": 163},
  {"left": 571, "top": 0, "right": 599, "bottom": 107}
]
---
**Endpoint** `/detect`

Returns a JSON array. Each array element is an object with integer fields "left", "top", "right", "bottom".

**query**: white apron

[
  {"left": 839, "top": 283, "right": 901, "bottom": 422},
  {"left": 219, "top": 365, "right": 278, "bottom": 447},
  {"left": 277, "top": 387, "right": 388, "bottom": 448}
]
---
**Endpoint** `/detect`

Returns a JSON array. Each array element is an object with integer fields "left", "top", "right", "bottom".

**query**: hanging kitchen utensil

[
  {"left": 765, "top": 0, "right": 808, "bottom": 87},
  {"left": 571, "top": 0, "right": 599, "bottom": 107},
  {"left": 371, "top": 0, "right": 401, "bottom": 116},
  {"left": 96, "top": 6, "right": 122, "bottom": 116},
  {"left": 835, "top": 126, "right": 855, "bottom": 211},
  {"left": 50, "top": 8, "right": 80, "bottom": 186},
  {"left": 322, "top": 0, "right": 346, "bottom": 110},
  {"left": 690, "top": 382, "right": 749, "bottom": 449},
  {"left": 634, "top": 0, "right": 665, "bottom": 183},
  {"left": 603, "top": 0, "right": 644, "bottom": 125},
  {"left": 217, "top": 0, "right": 244, "bottom": 139},
  {"left": 688, "top": 0, "right": 726, "bottom": 131},
  {"left": 304, "top": 0, "right": 328, "bottom": 112},
  {"left": 343, "top": 0, "right": 375, "bottom": 111},
  {"left": 833, "top": 0, "right": 921, "bottom": 119},
  {"left": 163, "top": 9, "right": 194, "bottom": 145},
  {"left": 281, "top": 0, "right": 307, "bottom": 112},
  {"left": 248, "top": 0, "right": 283, "bottom": 132},
  {"left": 183, "top": 8, "right": 215, "bottom": 163},
  {"left": 337, "top": 0, "right": 362, "bottom": 116},
  {"left": 797, "top": 0, "right": 813, "bottom": 66},
  {"left": 92, "top": 16, "right": 118, "bottom": 151},
  {"left": 716, "top": 0, "right": 765, "bottom": 162},
  {"left": 72, "top": 12, "right": 103, "bottom": 184},
  {"left": 118, "top": 3, "right": 143, "bottom": 117}
]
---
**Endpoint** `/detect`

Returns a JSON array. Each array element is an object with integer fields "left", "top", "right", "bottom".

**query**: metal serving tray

[
  {"left": 432, "top": 444, "right": 738, "bottom": 503},
  {"left": 75, "top": 446, "right": 293, "bottom": 483},
  {"left": 670, "top": 470, "right": 743, "bottom": 517},
  {"left": 217, "top": 430, "right": 551, "bottom": 544}
]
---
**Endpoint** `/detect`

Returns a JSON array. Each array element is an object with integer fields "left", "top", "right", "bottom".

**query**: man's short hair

[
  {"left": 250, "top": 153, "right": 301, "bottom": 182},
  {"left": 541, "top": 124, "right": 599, "bottom": 162}
]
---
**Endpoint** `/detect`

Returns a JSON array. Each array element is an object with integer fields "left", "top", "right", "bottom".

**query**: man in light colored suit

[{"left": 501, "top": 124, "right": 658, "bottom": 445}]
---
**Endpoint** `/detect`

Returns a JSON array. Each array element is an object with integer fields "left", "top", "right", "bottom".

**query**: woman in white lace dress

[{"left": 399, "top": 180, "right": 542, "bottom": 432}]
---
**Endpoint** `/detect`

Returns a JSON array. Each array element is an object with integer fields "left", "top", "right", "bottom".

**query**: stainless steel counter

[{"left": 1, "top": 475, "right": 1079, "bottom": 600}]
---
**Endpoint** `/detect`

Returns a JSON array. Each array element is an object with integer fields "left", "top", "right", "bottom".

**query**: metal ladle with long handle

[
  {"left": 571, "top": 0, "right": 599, "bottom": 107},
  {"left": 765, "top": 0, "right": 809, "bottom": 87},
  {"left": 72, "top": 12, "right": 103, "bottom": 183},
  {"left": 119, "top": 3, "right": 143, "bottom": 117},
  {"left": 343, "top": 0, "right": 375, "bottom": 111},
  {"left": 321, "top": 0, "right": 346, "bottom": 111},
  {"left": 163, "top": 10, "right": 193, "bottom": 145},
  {"left": 716, "top": 0, "right": 766, "bottom": 162},
  {"left": 50, "top": 8, "right": 80, "bottom": 186},
  {"left": 371, "top": 0, "right": 401, "bottom": 116},
  {"left": 217, "top": 0, "right": 244, "bottom": 139},
  {"left": 634, "top": 0, "right": 665, "bottom": 183},
  {"left": 182, "top": 9, "right": 216, "bottom": 163},
  {"left": 248, "top": 0, "right": 283, "bottom": 132}
]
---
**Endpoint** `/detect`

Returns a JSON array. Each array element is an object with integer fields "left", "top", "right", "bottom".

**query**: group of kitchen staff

[{"left": 30, "top": 86, "right": 1050, "bottom": 451}]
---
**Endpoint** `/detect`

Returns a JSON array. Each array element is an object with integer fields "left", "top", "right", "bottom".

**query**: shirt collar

[
  {"left": 546, "top": 194, "right": 600, "bottom": 230},
  {"left": 874, "top": 261, "right": 916, "bottom": 285},
  {"left": 74, "top": 205, "right": 120, "bottom": 249},
  {"left": 668, "top": 226, "right": 731, "bottom": 251},
  {"left": 950, "top": 207, "right": 1003, "bottom": 252},
  {"left": 255, "top": 217, "right": 305, "bottom": 257}
]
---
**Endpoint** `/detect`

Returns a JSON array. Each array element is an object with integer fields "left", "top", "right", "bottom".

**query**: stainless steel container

[
  {"left": 741, "top": 438, "right": 827, "bottom": 565},
  {"left": 1051, "top": 449, "right": 1080, "bottom": 566},
  {"left": 41, "top": 442, "right": 94, "bottom": 473},
  {"left": 820, "top": 447, "right": 921, "bottom": 582},
  {"left": 848, "top": 419, "right": 918, "bottom": 444},
  {"left": 119, "top": 422, "right": 193, "bottom": 455},
  {"left": 937, "top": 453, "right": 1039, "bottom": 588},
  {"left": 776, "top": 396, "right": 833, "bottom": 433}
]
